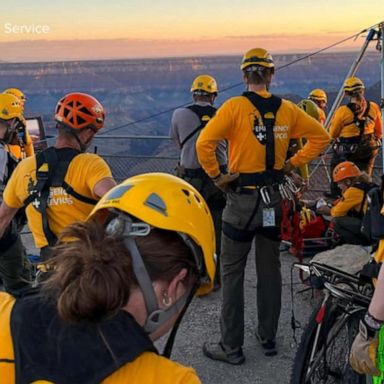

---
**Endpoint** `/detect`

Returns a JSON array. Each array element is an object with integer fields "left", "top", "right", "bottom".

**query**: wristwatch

[{"left": 364, "top": 312, "right": 384, "bottom": 336}]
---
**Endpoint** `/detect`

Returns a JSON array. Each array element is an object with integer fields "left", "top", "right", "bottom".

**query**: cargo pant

[
  {"left": 0, "top": 232, "right": 31, "bottom": 295},
  {"left": 183, "top": 174, "right": 226, "bottom": 285},
  {"left": 219, "top": 187, "right": 282, "bottom": 347},
  {"left": 333, "top": 216, "right": 369, "bottom": 245}
]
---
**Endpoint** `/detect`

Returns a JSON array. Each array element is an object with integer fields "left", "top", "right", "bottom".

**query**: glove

[
  {"left": 212, "top": 172, "right": 239, "bottom": 193},
  {"left": 282, "top": 160, "right": 296, "bottom": 175},
  {"left": 349, "top": 318, "right": 381, "bottom": 377}
]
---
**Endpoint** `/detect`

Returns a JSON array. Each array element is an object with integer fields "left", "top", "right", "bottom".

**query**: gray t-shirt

[
  {"left": 170, "top": 101, "right": 227, "bottom": 169},
  {"left": 0, "top": 144, "right": 8, "bottom": 201}
]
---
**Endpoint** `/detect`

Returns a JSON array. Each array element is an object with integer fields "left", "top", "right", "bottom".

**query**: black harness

[
  {"left": 23, "top": 147, "right": 98, "bottom": 247},
  {"left": 10, "top": 295, "right": 157, "bottom": 384},
  {"left": 179, "top": 104, "right": 216, "bottom": 149},
  {"left": 222, "top": 92, "right": 283, "bottom": 243},
  {"left": 361, "top": 178, "right": 384, "bottom": 241},
  {"left": 334, "top": 102, "right": 374, "bottom": 155},
  {"left": 346, "top": 101, "right": 372, "bottom": 138},
  {"left": 239, "top": 92, "right": 282, "bottom": 186},
  {"left": 349, "top": 181, "right": 377, "bottom": 219}
]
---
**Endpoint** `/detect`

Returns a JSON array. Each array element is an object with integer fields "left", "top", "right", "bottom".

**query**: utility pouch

[{"left": 175, "top": 163, "right": 185, "bottom": 178}]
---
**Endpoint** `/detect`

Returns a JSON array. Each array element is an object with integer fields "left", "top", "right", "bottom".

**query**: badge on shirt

[
  {"left": 252, "top": 114, "right": 267, "bottom": 145},
  {"left": 262, "top": 208, "right": 276, "bottom": 227}
]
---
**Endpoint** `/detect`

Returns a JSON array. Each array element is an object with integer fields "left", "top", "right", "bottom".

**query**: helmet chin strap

[{"left": 124, "top": 237, "right": 194, "bottom": 335}]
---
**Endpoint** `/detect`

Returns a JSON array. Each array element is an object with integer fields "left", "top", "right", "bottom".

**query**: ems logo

[{"left": 252, "top": 115, "right": 267, "bottom": 145}]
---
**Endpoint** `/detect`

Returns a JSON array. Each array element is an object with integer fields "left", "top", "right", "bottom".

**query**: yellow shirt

[
  {"left": 7, "top": 129, "right": 35, "bottom": 160},
  {"left": 4, "top": 152, "right": 112, "bottom": 248},
  {"left": 375, "top": 205, "right": 384, "bottom": 264},
  {"left": 318, "top": 108, "right": 326, "bottom": 126},
  {"left": 329, "top": 102, "right": 382, "bottom": 139},
  {"left": 330, "top": 186, "right": 366, "bottom": 217},
  {"left": 0, "top": 293, "right": 200, "bottom": 384},
  {"left": 196, "top": 91, "right": 330, "bottom": 177}
]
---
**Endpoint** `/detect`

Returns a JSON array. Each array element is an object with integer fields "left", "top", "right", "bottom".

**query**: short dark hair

[{"left": 243, "top": 67, "right": 274, "bottom": 85}]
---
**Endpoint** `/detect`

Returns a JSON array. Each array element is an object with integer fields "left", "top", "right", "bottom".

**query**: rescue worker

[
  {"left": 317, "top": 161, "right": 374, "bottom": 245},
  {"left": 308, "top": 88, "right": 327, "bottom": 125},
  {"left": 328, "top": 76, "right": 382, "bottom": 197},
  {"left": 197, "top": 47, "right": 330, "bottom": 363},
  {"left": 288, "top": 99, "right": 322, "bottom": 182},
  {"left": 3, "top": 88, "right": 34, "bottom": 160},
  {"left": 350, "top": 258, "right": 384, "bottom": 380},
  {"left": 0, "top": 92, "right": 116, "bottom": 289},
  {"left": 0, "top": 93, "right": 30, "bottom": 294},
  {"left": 170, "top": 74, "right": 226, "bottom": 289},
  {"left": 0, "top": 173, "right": 216, "bottom": 383}
]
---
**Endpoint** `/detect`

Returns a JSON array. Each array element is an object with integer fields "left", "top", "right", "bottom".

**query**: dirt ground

[{"left": 20, "top": 231, "right": 319, "bottom": 384}]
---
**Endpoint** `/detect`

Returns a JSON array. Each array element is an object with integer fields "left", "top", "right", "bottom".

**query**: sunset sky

[{"left": 1, "top": 0, "right": 383, "bottom": 61}]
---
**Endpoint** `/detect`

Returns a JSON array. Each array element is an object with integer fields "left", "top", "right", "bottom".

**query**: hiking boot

[
  {"left": 202, "top": 341, "right": 245, "bottom": 365},
  {"left": 255, "top": 332, "right": 277, "bottom": 357}
]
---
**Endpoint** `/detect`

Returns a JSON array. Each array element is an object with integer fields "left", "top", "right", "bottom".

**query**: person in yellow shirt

[
  {"left": 328, "top": 76, "right": 382, "bottom": 197},
  {"left": 288, "top": 99, "right": 322, "bottom": 181},
  {"left": 0, "top": 92, "right": 116, "bottom": 292},
  {"left": 3, "top": 88, "right": 34, "bottom": 160},
  {"left": 197, "top": 47, "right": 330, "bottom": 363},
  {"left": 317, "top": 161, "right": 374, "bottom": 245},
  {"left": 308, "top": 88, "right": 328, "bottom": 125},
  {"left": 0, "top": 93, "right": 31, "bottom": 294},
  {"left": 350, "top": 263, "right": 384, "bottom": 379},
  {"left": 0, "top": 173, "right": 216, "bottom": 384}
]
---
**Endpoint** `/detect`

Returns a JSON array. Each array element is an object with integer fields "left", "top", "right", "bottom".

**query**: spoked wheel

[{"left": 291, "top": 299, "right": 367, "bottom": 384}]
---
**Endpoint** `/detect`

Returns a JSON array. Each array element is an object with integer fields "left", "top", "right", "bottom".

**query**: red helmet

[{"left": 55, "top": 92, "right": 105, "bottom": 130}]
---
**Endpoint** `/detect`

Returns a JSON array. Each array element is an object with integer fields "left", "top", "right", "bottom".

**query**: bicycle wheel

[{"left": 291, "top": 297, "right": 367, "bottom": 384}]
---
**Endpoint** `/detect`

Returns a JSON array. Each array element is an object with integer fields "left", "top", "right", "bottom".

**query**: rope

[{"left": 100, "top": 22, "right": 382, "bottom": 135}]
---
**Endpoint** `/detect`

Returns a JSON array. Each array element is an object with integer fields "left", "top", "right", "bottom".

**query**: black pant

[
  {"left": 0, "top": 234, "right": 31, "bottom": 294},
  {"left": 183, "top": 174, "right": 226, "bottom": 286},
  {"left": 333, "top": 216, "right": 369, "bottom": 245}
]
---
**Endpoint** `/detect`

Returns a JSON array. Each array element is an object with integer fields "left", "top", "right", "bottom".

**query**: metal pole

[
  {"left": 309, "top": 28, "right": 378, "bottom": 180},
  {"left": 325, "top": 28, "right": 378, "bottom": 129}
]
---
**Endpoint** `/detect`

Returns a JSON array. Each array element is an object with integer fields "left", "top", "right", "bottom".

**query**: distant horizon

[{"left": 0, "top": 45, "right": 376, "bottom": 65}]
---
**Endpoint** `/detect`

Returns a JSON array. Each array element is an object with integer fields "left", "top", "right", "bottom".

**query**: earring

[{"left": 162, "top": 294, "right": 172, "bottom": 307}]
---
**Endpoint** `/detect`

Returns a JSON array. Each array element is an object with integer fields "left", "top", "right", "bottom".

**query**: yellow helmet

[
  {"left": 3, "top": 88, "right": 26, "bottom": 102},
  {"left": 240, "top": 48, "right": 274, "bottom": 71},
  {"left": 0, "top": 93, "right": 24, "bottom": 120},
  {"left": 191, "top": 75, "right": 218, "bottom": 94},
  {"left": 308, "top": 89, "right": 327, "bottom": 103},
  {"left": 297, "top": 99, "right": 320, "bottom": 121},
  {"left": 343, "top": 77, "right": 365, "bottom": 93},
  {"left": 90, "top": 172, "right": 216, "bottom": 297}
]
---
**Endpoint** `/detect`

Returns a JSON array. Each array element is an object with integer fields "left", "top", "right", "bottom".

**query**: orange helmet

[
  {"left": 332, "top": 161, "right": 361, "bottom": 183},
  {"left": 55, "top": 92, "right": 105, "bottom": 130}
]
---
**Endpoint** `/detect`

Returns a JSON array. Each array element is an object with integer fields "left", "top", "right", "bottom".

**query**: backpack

[{"left": 360, "top": 181, "right": 384, "bottom": 241}]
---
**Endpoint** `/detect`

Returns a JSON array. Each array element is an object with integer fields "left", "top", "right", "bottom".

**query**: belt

[
  {"left": 236, "top": 184, "right": 280, "bottom": 195},
  {"left": 236, "top": 171, "right": 284, "bottom": 188},
  {"left": 337, "top": 134, "right": 373, "bottom": 144},
  {"left": 184, "top": 164, "right": 227, "bottom": 179}
]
